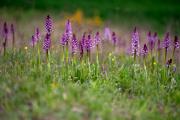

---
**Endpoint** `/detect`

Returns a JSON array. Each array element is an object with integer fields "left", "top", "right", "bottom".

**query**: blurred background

[
  {"left": 1, "top": 0, "right": 180, "bottom": 33},
  {"left": 0, "top": 0, "right": 180, "bottom": 47}
]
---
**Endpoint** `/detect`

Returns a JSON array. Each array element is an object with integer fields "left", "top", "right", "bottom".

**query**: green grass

[{"left": 0, "top": 46, "right": 179, "bottom": 119}]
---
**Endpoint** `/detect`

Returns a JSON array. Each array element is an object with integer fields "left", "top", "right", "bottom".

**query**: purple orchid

[
  {"left": 3, "top": 22, "right": 8, "bottom": 55},
  {"left": 141, "top": 44, "right": 148, "bottom": 57},
  {"left": 104, "top": 27, "right": 111, "bottom": 40},
  {"left": 35, "top": 28, "right": 40, "bottom": 42},
  {"left": 31, "top": 35, "right": 36, "bottom": 48},
  {"left": 172, "top": 36, "right": 179, "bottom": 58},
  {"left": 131, "top": 27, "right": 140, "bottom": 60},
  {"left": 163, "top": 32, "right": 171, "bottom": 49},
  {"left": 82, "top": 32, "right": 86, "bottom": 47},
  {"left": 79, "top": 40, "right": 84, "bottom": 60},
  {"left": 61, "top": 32, "right": 68, "bottom": 46},
  {"left": 94, "top": 31, "right": 100, "bottom": 46},
  {"left": 71, "top": 33, "right": 78, "bottom": 55},
  {"left": 163, "top": 32, "right": 171, "bottom": 61},
  {"left": 173, "top": 36, "right": 179, "bottom": 49},
  {"left": 166, "top": 58, "right": 172, "bottom": 68},
  {"left": 45, "top": 15, "right": 52, "bottom": 34},
  {"left": 112, "top": 32, "right": 117, "bottom": 46},
  {"left": 147, "top": 31, "right": 157, "bottom": 53},
  {"left": 3, "top": 22, "right": 8, "bottom": 39},
  {"left": 86, "top": 34, "right": 92, "bottom": 51},
  {"left": 43, "top": 33, "right": 51, "bottom": 51},
  {"left": 65, "top": 19, "right": 73, "bottom": 41}
]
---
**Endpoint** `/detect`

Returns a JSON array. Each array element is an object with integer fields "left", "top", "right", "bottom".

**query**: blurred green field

[{"left": 1, "top": 0, "right": 180, "bottom": 34}]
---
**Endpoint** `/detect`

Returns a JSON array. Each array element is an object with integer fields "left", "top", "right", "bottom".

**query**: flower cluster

[
  {"left": 43, "top": 15, "right": 52, "bottom": 52},
  {"left": 45, "top": 15, "right": 53, "bottom": 34},
  {"left": 141, "top": 44, "right": 148, "bottom": 57},
  {"left": 43, "top": 33, "right": 51, "bottom": 51},
  {"left": 131, "top": 27, "right": 140, "bottom": 56},
  {"left": 147, "top": 31, "right": 157, "bottom": 51}
]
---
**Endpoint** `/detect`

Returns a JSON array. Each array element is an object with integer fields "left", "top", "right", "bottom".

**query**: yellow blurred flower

[
  {"left": 109, "top": 53, "right": 112, "bottom": 57},
  {"left": 64, "top": 9, "right": 103, "bottom": 26},
  {"left": 153, "top": 62, "right": 156, "bottom": 65},
  {"left": 51, "top": 82, "right": 58, "bottom": 89},
  {"left": 93, "top": 15, "right": 103, "bottom": 26},
  {"left": 24, "top": 46, "right": 28, "bottom": 50},
  {"left": 71, "top": 9, "right": 83, "bottom": 25}
]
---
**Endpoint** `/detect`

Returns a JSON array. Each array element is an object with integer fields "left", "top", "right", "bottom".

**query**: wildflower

[
  {"left": 153, "top": 32, "right": 158, "bottom": 41},
  {"left": 141, "top": 44, "right": 148, "bottom": 57},
  {"left": 172, "top": 36, "right": 179, "bottom": 58},
  {"left": 78, "top": 33, "right": 86, "bottom": 60},
  {"left": 61, "top": 32, "right": 68, "bottom": 46},
  {"left": 86, "top": 34, "right": 92, "bottom": 52},
  {"left": 65, "top": 19, "right": 73, "bottom": 41},
  {"left": 94, "top": 31, "right": 100, "bottom": 46},
  {"left": 166, "top": 58, "right": 172, "bottom": 68},
  {"left": 3, "top": 22, "right": 8, "bottom": 37},
  {"left": 131, "top": 27, "right": 140, "bottom": 60},
  {"left": 45, "top": 15, "right": 53, "bottom": 34},
  {"left": 31, "top": 35, "right": 36, "bottom": 47},
  {"left": 173, "top": 36, "right": 179, "bottom": 49},
  {"left": 79, "top": 40, "right": 84, "bottom": 60},
  {"left": 112, "top": 32, "right": 117, "bottom": 46},
  {"left": 24, "top": 46, "right": 28, "bottom": 50},
  {"left": 163, "top": 32, "right": 171, "bottom": 49},
  {"left": 51, "top": 82, "right": 58, "bottom": 89},
  {"left": 43, "top": 33, "right": 51, "bottom": 51},
  {"left": 35, "top": 28, "right": 40, "bottom": 41},
  {"left": 3, "top": 22, "right": 8, "bottom": 55},
  {"left": 85, "top": 34, "right": 93, "bottom": 58},
  {"left": 163, "top": 32, "right": 171, "bottom": 62},
  {"left": 81, "top": 32, "right": 86, "bottom": 48},
  {"left": 71, "top": 33, "right": 78, "bottom": 55},
  {"left": 104, "top": 27, "right": 111, "bottom": 40},
  {"left": 147, "top": 31, "right": 157, "bottom": 53}
]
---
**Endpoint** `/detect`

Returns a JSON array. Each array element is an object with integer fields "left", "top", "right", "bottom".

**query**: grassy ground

[{"left": 0, "top": 47, "right": 179, "bottom": 119}]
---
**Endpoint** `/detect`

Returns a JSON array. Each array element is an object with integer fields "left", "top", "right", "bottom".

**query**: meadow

[{"left": 0, "top": 0, "right": 180, "bottom": 120}]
